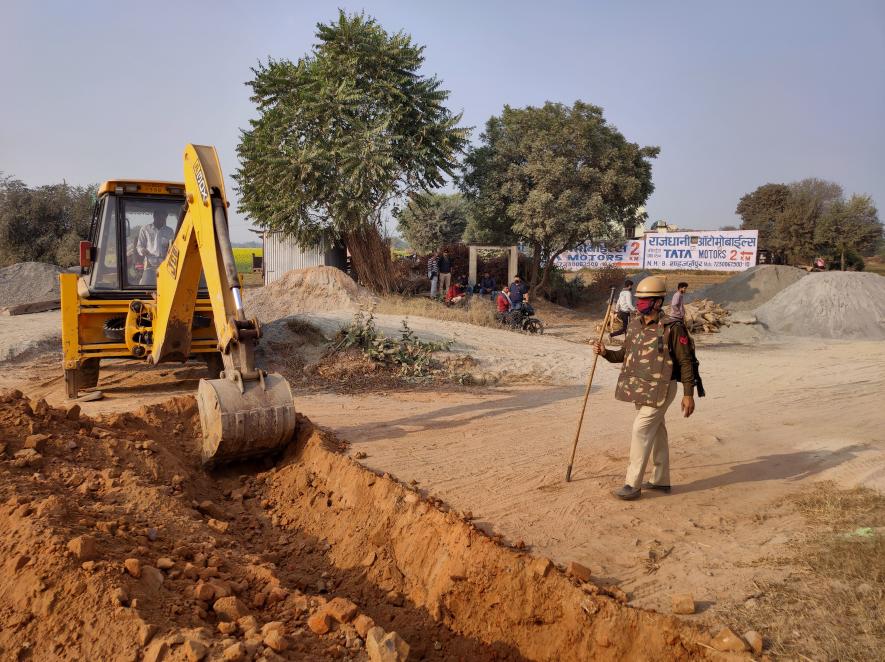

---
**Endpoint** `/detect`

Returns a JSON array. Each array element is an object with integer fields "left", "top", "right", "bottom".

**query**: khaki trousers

[
  {"left": 439, "top": 272, "right": 451, "bottom": 293},
  {"left": 625, "top": 381, "right": 678, "bottom": 488}
]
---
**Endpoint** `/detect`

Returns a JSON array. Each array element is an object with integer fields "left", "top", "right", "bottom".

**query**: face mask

[{"left": 636, "top": 298, "right": 659, "bottom": 315}]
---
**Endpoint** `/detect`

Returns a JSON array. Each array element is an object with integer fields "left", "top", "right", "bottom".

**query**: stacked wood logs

[{"left": 675, "top": 298, "right": 731, "bottom": 333}]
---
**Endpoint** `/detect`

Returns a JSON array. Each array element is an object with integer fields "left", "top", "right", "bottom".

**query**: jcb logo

[
  {"left": 167, "top": 245, "right": 180, "bottom": 279},
  {"left": 192, "top": 161, "right": 209, "bottom": 204}
]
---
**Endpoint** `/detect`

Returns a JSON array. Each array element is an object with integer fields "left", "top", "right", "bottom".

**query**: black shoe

[
  {"left": 613, "top": 484, "right": 641, "bottom": 500},
  {"left": 641, "top": 482, "right": 671, "bottom": 493}
]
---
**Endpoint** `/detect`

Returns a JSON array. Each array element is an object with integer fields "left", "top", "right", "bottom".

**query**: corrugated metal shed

[{"left": 262, "top": 232, "right": 348, "bottom": 285}]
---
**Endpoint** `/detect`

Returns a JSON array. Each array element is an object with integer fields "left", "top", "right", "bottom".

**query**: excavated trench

[{"left": 0, "top": 392, "right": 715, "bottom": 661}]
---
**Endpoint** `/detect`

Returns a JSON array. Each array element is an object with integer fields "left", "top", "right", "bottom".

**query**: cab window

[
  {"left": 89, "top": 197, "right": 119, "bottom": 290},
  {"left": 123, "top": 198, "right": 181, "bottom": 288}
]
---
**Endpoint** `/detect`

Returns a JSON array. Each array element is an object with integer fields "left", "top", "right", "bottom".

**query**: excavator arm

[{"left": 150, "top": 144, "right": 296, "bottom": 465}]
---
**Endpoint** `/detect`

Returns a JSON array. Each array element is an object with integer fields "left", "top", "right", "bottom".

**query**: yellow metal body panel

[{"left": 59, "top": 272, "right": 217, "bottom": 369}]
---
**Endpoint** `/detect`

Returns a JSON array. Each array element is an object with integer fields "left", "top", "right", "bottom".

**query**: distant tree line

[
  {"left": 0, "top": 174, "right": 96, "bottom": 268},
  {"left": 737, "top": 178, "right": 882, "bottom": 270}
]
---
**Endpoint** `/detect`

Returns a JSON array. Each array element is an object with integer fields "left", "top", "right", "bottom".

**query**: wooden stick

[{"left": 565, "top": 286, "right": 617, "bottom": 482}]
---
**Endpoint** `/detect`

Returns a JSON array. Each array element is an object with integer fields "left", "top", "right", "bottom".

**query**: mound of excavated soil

[
  {"left": 755, "top": 271, "right": 885, "bottom": 340},
  {"left": 246, "top": 267, "right": 376, "bottom": 322},
  {"left": 0, "top": 390, "right": 711, "bottom": 660},
  {"left": 0, "top": 262, "right": 63, "bottom": 307},
  {"left": 686, "top": 265, "right": 806, "bottom": 312}
]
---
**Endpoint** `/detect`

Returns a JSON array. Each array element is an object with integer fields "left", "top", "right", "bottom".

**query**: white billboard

[
  {"left": 555, "top": 230, "right": 759, "bottom": 272},
  {"left": 643, "top": 230, "right": 758, "bottom": 271},
  {"left": 554, "top": 239, "right": 645, "bottom": 270}
]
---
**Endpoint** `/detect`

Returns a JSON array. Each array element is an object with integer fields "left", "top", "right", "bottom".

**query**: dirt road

[
  {"left": 4, "top": 305, "right": 884, "bottom": 642},
  {"left": 293, "top": 335, "right": 885, "bottom": 620}
]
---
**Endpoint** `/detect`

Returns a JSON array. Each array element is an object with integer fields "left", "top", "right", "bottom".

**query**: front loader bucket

[{"left": 196, "top": 372, "right": 297, "bottom": 466}]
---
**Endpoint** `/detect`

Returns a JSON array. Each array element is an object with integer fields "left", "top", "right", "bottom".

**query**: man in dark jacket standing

[
  {"left": 592, "top": 276, "right": 697, "bottom": 500},
  {"left": 438, "top": 250, "right": 453, "bottom": 295},
  {"left": 508, "top": 275, "right": 528, "bottom": 307}
]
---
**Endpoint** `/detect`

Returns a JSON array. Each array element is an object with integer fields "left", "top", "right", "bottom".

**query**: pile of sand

[
  {"left": 686, "top": 265, "right": 807, "bottom": 311},
  {"left": 245, "top": 266, "right": 375, "bottom": 322},
  {"left": 0, "top": 262, "right": 64, "bottom": 307},
  {"left": 755, "top": 271, "right": 885, "bottom": 340}
]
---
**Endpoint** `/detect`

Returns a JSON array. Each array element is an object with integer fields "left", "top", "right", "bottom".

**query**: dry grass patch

[
  {"left": 731, "top": 482, "right": 884, "bottom": 661},
  {"left": 376, "top": 294, "right": 499, "bottom": 328}
]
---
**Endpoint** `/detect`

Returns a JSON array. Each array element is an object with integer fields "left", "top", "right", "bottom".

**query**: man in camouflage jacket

[{"left": 593, "top": 276, "right": 697, "bottom": 500}]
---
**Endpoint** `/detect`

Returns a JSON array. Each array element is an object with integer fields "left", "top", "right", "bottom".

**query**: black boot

[{"left": 641, "top": 482, "right": 672, "bottom": 493}]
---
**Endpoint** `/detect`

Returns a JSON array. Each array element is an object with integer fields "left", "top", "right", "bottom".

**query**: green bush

[{"left": 332, "top": 309, "right": 452, "bottom": 381}]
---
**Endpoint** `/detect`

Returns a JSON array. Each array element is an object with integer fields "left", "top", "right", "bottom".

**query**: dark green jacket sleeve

[
  {"left": 602, "top": 346, "right": 625, "bottom": 363},
  {"left": 669, "top": 324, "right": 695, "bottom": 396}
]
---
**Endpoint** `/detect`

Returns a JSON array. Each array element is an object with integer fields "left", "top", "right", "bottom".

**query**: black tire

[
  {"left": 64, "top": 358, "right": 100, "bottom": 399},
  {"left": 523, "top": 318, "right": 544, "bottom": 334}
]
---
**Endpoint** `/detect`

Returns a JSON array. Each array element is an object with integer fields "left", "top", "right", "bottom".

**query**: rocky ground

[{"left": 0, "top": 389, "right": 723, "bottom": 662}]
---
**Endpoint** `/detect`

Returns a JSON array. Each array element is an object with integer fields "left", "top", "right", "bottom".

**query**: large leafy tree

[
  {"left": 395, "top": 192, "right": 468, "bottom": 253},
  {"left": 460, "top": 102, "right": 658, "bottom": 292},
  {"left": 0, "top": 174, "right": 95, "bottom": 267},
  {"left": 736, "top": 183, "right": 791, "bottom": 260},
  {"left": 775, "top": 178, "right": 843, "bottom": 263},
  {"left": 736, "top": 178, "right": 846, "bottom": 264},
  {"left": 235, "top": 11, "right": 468, "bottom": 291},
  {"left": 815, "top": 194, "right": 882, "bottom": 270}
]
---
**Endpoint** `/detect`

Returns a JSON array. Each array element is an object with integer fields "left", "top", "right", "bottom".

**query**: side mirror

[{"left": 79, "top": 240, "right": 93, "bottom": 270}]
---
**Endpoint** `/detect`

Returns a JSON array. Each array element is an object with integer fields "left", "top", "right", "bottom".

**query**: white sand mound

[
  {"left": 755, "top": 271, "right": 885, "bottom": 340},
  {"left": 0, "top": 262, "right": 64, "bottom": 307},
  {"left": 245, "top": 266, "right": 375, "bottom": 322},
  {"left": 687, "top": 265, "right": 807, "bottom": 311}
]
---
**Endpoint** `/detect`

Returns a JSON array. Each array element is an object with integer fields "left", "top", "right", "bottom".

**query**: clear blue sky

[{"left": 2, "top": 1, "right": 883, "bottom": 242}]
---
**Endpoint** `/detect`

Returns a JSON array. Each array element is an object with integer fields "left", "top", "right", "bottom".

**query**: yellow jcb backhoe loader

[{"left": 59, "top": 144, "right": 297, "bottom": 466}]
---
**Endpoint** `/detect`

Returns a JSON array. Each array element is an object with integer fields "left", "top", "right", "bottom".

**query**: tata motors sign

[
  {"left": 555, "top": 230, "right": 759, "bottom": 272},
  {"left": 643, "top": 231, "right": 758, "bottom": 271}
]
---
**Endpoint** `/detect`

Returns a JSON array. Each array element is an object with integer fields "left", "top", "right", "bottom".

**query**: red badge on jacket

[{"left": 679, "top": 335, "right": 688, "bottom": 345}]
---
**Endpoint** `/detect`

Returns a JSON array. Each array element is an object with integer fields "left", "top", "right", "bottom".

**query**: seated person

[
  {"left": 136, "top": 210, "right": 175, "bottom": 286},
  {"left": 495, "top": 286, "right": 512, "bottom": 322},
  {"left": 478, "top": 271, "right": 496, "bottom": 296},
  {"left": 445, "top": 282, "right": 466, "bottom": 305}
]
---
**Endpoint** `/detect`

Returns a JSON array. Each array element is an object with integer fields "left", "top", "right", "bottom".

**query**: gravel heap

[
  {"left": 0, "top": 262, "right": 64, "bottom": 307},
  {"left": 686, "top": 265, "right": 807, "bottom": 312},
  {"left": 755, "top": 271, "right": 885, "bottom": 340}
]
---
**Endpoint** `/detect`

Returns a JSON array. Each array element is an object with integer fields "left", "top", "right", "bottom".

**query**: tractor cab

[{"left": 80, "top": 180, "right": 198, "bottom": 296}]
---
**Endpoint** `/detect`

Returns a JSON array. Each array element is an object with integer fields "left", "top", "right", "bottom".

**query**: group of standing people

[{"left": 426, "top": 250, "right": 528, "bottom": 315}]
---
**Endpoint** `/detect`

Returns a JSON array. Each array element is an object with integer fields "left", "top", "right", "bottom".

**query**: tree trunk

[
  {"left": 344, "top": 224, "right": 394, "bottom": 293},
  {"left": 840, "top": 249, "right": 845, "bottom": 271},
  {"left": 529, "top": 241, "right": 542, "bottom": 290},
  {"left": 536, "top": 247, "right": 565, "bottom": 295}
]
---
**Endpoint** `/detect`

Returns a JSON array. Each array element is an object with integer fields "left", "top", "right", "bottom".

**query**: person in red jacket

[
  {"left": 445, "top": 281, "right": 466, "bottom": 305},
  {"left": 495, "top": 286, "right": 512, "bottom": 322}
]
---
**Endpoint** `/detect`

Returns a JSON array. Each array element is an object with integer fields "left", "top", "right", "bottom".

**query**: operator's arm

[{"left": 136, "top": 225, "right": 148, "bottom": 257}]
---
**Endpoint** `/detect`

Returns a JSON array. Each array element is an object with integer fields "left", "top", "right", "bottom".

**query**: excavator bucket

[{"left": 196, "top": 372, "right": 297, "bottom": 466}]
